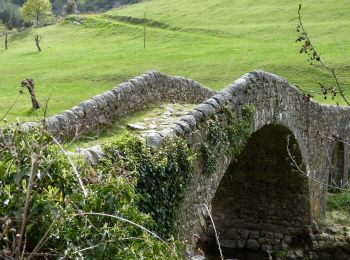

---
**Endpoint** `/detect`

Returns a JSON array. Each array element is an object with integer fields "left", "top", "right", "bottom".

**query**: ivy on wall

[
  {"left": 202, "top": 104, "right": 255, "bottom": 175},
  {"left": 102, "top": 134, "right": 196, "bottom": 238}
]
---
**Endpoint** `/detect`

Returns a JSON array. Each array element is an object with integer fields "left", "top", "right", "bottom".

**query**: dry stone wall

[{"left": 37, "top": 71, "right": 215, "bottom": 139}]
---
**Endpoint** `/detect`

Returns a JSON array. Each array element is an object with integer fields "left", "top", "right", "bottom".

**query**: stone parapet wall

[{"left": 36, "top": 71, "right": 215, "bottom": 139}]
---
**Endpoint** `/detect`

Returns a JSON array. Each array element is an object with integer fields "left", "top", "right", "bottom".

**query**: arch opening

[
  {"left": 329, "top": 141, "right": 345, "bottom": 187},
  {"left": 208, "top": 124, "right": 311, "bottom": 253}
]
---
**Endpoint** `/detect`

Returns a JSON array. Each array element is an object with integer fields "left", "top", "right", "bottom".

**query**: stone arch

[
  {"left": 329, "top": 140, "right": 345, "bottom": 187},
  {"left": 210, "top": 124, "right": 311, "bottom": 251}
]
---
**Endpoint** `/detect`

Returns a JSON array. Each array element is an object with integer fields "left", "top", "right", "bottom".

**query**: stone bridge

[{"left": 37, "top": 70, "right": 350, "bottom": 253}]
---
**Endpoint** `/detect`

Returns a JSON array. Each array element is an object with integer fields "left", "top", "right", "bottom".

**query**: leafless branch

[
  {"left": 297, "top": 4, "right": 350, "bottom": 105},
  {"left": 317, "top": 131, "right": 350, "bottom": 146},
  {"left": 0, "top": 93, "right": 21, "bottom": 122},
  {"left": 51, "top": 136, "right": 88, "bottom": 198},
  {"left": 203, "top": 204, "right": 223, "bottom": 260},
  {"left": 287, "top": 135, "right": 350, "bottom": 192},
  {"left": 16, "top": 157, "right": 39, "bottom": 258}
]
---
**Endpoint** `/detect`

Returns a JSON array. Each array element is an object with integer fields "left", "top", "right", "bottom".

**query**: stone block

[
  {"left": 311, "top": 240, "right": 319, "bottom": 250},
  {"left": 283, "top": 235, "right": 292, "bottom": 244},
  {"left": 281, "top": 243, "right": 288, "bottom": 250},
  {"left": 237, "top": 239, "right": 246, "bottom": 249},
  {"left": 71, "top": 106, "right": 85, "bottom": 118},
  {"left": 194, "top": 104, "right": 215, "bottom": 120},
  {"left": 189, "top": 109, "right": 205, "bottom": 122},
  {"left": 246, "top": 239, "right": 259, "bottom": 250},
  {"left": 220, "top": 240, "right": 236, "bottom": 249},
  {"left": 249, "top": 231, "right": 260, "bottom": 239},
  {"left": 143, "top": 133, "right": 163, "bottom": 147},
  {"left": 240, "top": 229, "right": 249, "bottom": 239},
  {"left": 212, "top": 94, "right": 226, "bottom": 106},
  {"left": 273, "top": 232, "right": 284, "bottom": 239},
  {"left": 261, "top": 244, "right": 271, "bottom": 252},
  {"left": 266, "top": 232, "right": 274, "bottom": 238},
  {"left": 180, "top": 115, "right": 197, "bottom": 129},
  {"left": 273, "top": 243, "right": 282, "bottom": 251},
  {"left": 204, "top": 98, "right": 222, "bottom": 112}
]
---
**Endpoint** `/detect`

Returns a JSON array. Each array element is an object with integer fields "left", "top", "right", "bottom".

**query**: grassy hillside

[{"left": 1, "top": 0, "right": 350, "bottom": 122}]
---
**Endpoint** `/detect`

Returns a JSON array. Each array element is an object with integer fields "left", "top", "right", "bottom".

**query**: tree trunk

[
  {"left": 4, "top": 33, "right": 7, "bottom": 50},
  {"left": 21, "top": 79, "right": 40, "bottom": 110},
  {"left": 34, "top": 35, "right": 41, "bottom": 52}
]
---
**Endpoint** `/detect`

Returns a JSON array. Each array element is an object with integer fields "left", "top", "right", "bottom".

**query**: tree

[
  {"left": 33, "top": 33, "right": 42, "bottom": 51},
  {"left": 0, "top": 22, "right": 8, "bottom": 50},
  {"left": 0, "top": 0, "right": 23, "bottom": 29},
  {"left": 21, "top": 79, "right": 40, "bottom": 109},
  {"left": 20, "top": 0, "right": 52, "bottom": 24},
  {"left": 62, "top": 0, "right": 77, "bottom": 15}
]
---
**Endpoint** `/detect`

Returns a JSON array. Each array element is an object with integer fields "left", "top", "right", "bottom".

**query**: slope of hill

[{"left": 1, "top": 0, "right": 350, "bottom": 122}]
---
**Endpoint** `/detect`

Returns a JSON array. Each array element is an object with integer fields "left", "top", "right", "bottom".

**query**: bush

[
  {"left": 327, "top": 191, "right": 350, "bottom": 212},
  {"left": 0, "top": 126, "right": 182, "bottom": 258},
  {"left": 102, "top": 133, "right": 196, "bottom": 238}
]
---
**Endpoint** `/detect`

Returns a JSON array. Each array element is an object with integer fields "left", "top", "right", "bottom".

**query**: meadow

[{"left": 1, "top": 0, "right": 350, "bottom": 123}]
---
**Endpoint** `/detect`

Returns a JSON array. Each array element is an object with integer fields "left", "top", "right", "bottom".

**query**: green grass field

[{"left": 1, "top": 0, "right": 350, "bottom": 123}]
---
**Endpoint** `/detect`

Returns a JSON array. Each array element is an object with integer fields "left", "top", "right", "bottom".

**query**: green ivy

[
  {"left": 102, "top": 133, "right": 196, "bottom": 238},
  {"left": 201, "top": 104, "right": 255, "bottom": 175},
  {"left": 201, "top": 143, "right": 216, "bottom": 175}
]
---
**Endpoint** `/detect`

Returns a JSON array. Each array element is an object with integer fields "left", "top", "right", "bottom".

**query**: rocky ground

[
  {"left": 126, "top": 103, "right": 196, "bottom": 133},
  {"left": 68, "top": 102, "right": 197, "bottom": 150}
]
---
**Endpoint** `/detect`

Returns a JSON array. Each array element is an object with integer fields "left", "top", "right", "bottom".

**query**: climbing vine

[
  {"left": 102, "top": 133, "right": 196, "bottom": 238},
  {"left": 202, "top": 104, "right": 255, "bottom": 175}
]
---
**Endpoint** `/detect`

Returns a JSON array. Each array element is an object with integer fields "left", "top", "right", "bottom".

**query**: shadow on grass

[{"left": 19, "top": 51, "right": 41, "bottom": 57}]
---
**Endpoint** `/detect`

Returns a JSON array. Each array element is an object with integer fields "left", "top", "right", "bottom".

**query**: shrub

[{"left": 0, "top": 126, "right": 182, "bottom": 258}]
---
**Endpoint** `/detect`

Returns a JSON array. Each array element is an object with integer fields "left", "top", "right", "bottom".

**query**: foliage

[
  {"left": 20, "top": 0, "right": 53, "bottom": 24},
  {"left": 202, "top": 104, "right": 255, "bottom": 175},
  {"left": 0, "top": 126, "right": 182, "bottom": 258},
  {"left": 63, "top": 0, "right": 77, "bottom": 15},
  {"left": 327, "top": 191, "right": 350, "bottom": 212},
  {"left": 102, "top": 133, "right": 196, "bottom": 238},
  {"left": 0, "top": 21, "right": 7, "bottom": 38},
  {"left": 201, "top": 143, "right": 216, "bottom": 176},
  {"left": 0, "top": 0, "right": 22, "bottom": 29},
  {"left": 225, "top": 104, "right": 255, "bottom": 156},
  {"left": 76, "top": 0, "right": 138, "bottom": 13}
]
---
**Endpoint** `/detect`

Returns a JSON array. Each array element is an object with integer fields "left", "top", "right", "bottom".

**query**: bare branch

[
  {"left": 297, "top": 4, "right": 350, "bottom": 105},
  {"left": 203, "top": 204, "right": 224, "bottom": 260},
  {"left": 16, "top": 157, "right": 39, "bottom": 258},
  {"left": 0, "top": 93, "right": 21, "bottom": 122},
  {"left": 287, "top": 135, "right": 350, "bottom": 192},
  {"left": 51, "top": 136, "right": 88, "bottom": 198}
]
